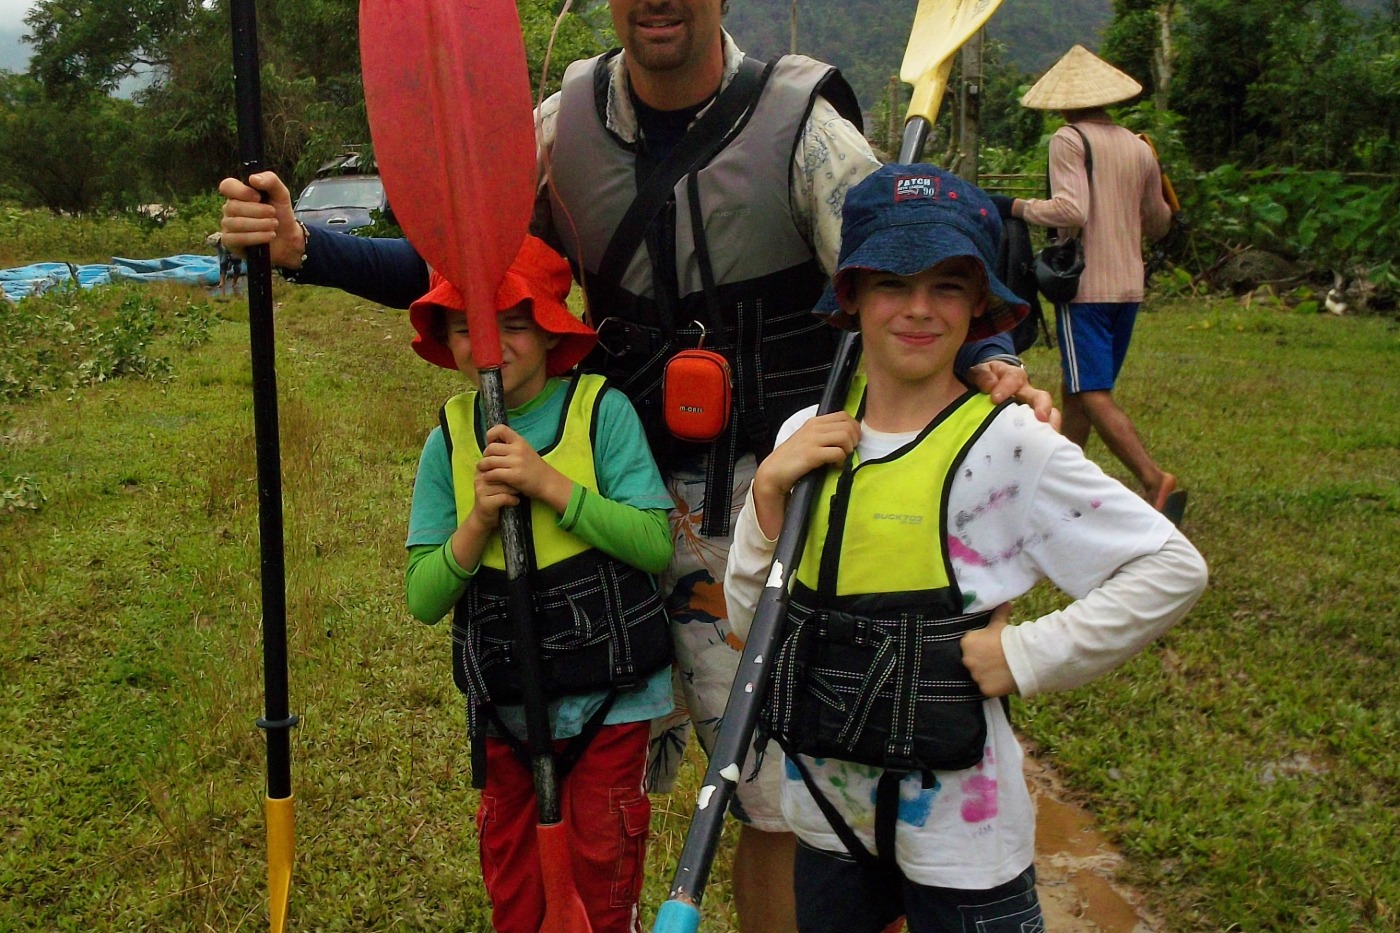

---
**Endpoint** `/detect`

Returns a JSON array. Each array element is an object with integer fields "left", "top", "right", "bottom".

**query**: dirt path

[{"left": 1026, "top": 752, "right": 1166, "bottom": 933}]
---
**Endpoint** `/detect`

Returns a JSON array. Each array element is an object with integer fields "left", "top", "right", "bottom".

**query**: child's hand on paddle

[
  {"left": 751, "top": 412, "right": 860, "bottom": 539},
  {"left": 477, "top": 424, "right": 573, "bottom": 513},
  {"left": 961, "top": 603, "right": 1018, "bottom": 697},
  {"left": 449, "top": 474, "right": 519, "bottom": 571}
]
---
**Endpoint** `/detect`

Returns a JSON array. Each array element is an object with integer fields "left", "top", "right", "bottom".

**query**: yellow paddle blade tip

[{"left": 266, "top": 796, "right": 295, "bottom": 933}]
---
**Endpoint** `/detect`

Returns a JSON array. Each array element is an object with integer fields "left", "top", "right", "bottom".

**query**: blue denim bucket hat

[{"left": 816, "top": 163, "right": 1029, "bottom": 342}]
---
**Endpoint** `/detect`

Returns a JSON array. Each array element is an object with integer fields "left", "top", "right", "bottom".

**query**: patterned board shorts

[{"left": 646, "top": 453, "right": 788, "bottom": 833}]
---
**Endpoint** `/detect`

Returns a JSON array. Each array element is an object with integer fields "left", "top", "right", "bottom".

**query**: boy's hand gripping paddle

[
  {"left": 650, "top": 2, "right": 1003, "bottom": 930},
  {"left": 360, "top": 2, "right": 592, "bottom": 930},
  {"left": 228, "top": 2, "right": 298, "bottom": 930}
]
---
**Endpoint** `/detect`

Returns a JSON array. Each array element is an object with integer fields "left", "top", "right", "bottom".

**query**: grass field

[{"left": 1, "top": 238, "right": 1397, "bottom": 930}]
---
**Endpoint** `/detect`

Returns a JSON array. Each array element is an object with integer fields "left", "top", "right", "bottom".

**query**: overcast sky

[
  {"left": 0, "top": 0, "right": 34, "bottom": 72},
  {"left": 0, "top": 0, "right": 32, "bottom": 33}
]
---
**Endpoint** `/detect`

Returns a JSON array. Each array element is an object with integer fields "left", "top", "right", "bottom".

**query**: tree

[
  {"left": 1168, "top": 0, "right": 1400, "bottom": 172},
  {"left": 23, "top": 0, "right": 203, "bottom": 93},
  {"left": 0, "top": 72, "right": 144, "bottom": 212},
  {"left": 16, "top": 0, "right": 610, "bottom": 201}
]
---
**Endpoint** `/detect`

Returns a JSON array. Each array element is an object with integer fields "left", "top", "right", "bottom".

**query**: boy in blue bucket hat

[{"left": 724, "top": 164, "right": 1207, "bottom": 933}]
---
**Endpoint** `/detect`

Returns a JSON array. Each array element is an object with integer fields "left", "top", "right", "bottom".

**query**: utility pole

[
  {"left": 957, "top": 28, "right": 984, "bottom": 183},
  {"left": 887, "top": 75, "right": 902, "bottom": 161}
]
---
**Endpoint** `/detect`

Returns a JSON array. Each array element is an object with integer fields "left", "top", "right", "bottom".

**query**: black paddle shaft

[
  {"left": 660, "top": 115, "right": 934, "bottom": 909},
  {"left": 661, "top": 329, "right": 860, "bottom": 904},
  {"left": 477, "top": 368, "right": 564, "bottom": 825},
  {"left": 230, "top": 0, "right": 297, "bottom": 802}
]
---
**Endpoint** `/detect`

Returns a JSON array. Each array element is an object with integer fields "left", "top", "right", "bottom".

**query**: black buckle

[{"left": 821, "top": 611, "right": 869, "bottom": 646}]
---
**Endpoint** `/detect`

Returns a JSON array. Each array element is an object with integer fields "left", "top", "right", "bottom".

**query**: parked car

[{"left": 293, "top": 173, "right": 389, "bottom": 232}]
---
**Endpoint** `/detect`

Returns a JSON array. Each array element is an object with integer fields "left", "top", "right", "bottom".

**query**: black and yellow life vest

[
  {"left": 761, "top": 386, "right": 1007, "bottom": 867},
  {"left": 440, "top": 375, "right": 671, "bottom": 708}
]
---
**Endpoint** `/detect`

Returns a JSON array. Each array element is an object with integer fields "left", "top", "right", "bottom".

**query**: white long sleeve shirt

[{"left": 725, "top": 402, "right": 1207, "bottom": 889}]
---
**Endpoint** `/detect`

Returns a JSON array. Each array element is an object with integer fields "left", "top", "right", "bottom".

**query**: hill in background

[{"left": 725, "top": 0, "right": 1112, "bottom": 113}]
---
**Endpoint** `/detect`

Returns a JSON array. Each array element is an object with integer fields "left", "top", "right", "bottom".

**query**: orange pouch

[{"left": 662, "top": 349, "right": 732, "bottom": 442}]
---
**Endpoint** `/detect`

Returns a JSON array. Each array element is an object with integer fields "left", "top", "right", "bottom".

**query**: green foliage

[
  {"left": 13, "top": 0, "right": 608, "bottom": 202},
  {"left": 23, "top": 0, "right": 194, "bottom": 92},
  {"left": 720, "top": 0, "right": 1105, "bottom": 119},
  {"left": 353, "top": 207, "right": 404, "bottom": 240},
  {"left": 0, "top": 198, "right": 225, "bottom": 268},
  {"left": 1100, "top": 0, "right": 1163, "bottom": 100},
  {"left": 1171, "top": 0, "right": 1400, "bottom": 172},
  {"left": 0, "top": 72, "right": 148, "bottom": 212},
  {"left": 976, "top": 40, "right": 1045, "bottom": 154},
  {"left": 0, "top": 283, "right": 213, "bottom": 405},
  {"left": 1185, "top": 165, "right": 1400, "bottom": 285},
  {"left": 0, "top": 474, "right": 45, "bottom": 514}
]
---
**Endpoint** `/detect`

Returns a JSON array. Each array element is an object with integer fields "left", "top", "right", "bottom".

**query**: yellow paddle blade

[
  {"left": 900, "top": 0, "right": 1006, "bottom": 125},
  {"left": 906, "top": 58, "right": 957, "bottom": 128},
  {"left": 266, "top": 795, "right": 295, "bottom": 933}
]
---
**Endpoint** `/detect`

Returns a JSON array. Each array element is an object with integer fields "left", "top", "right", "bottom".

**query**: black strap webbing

[
  {"left": 787, "top": 747, "right": 904, "bottom": 873},
  {"left": 470, "top": 691, "right": 621, "bottom": 790},
  {"left": 596, "top": 57, "right": 773, "bottom": 290},
  {"left": 1049, "top": 124, "right": 1093, "bottom": 243}
]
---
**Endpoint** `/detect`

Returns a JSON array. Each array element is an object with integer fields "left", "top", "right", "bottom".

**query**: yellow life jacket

[
  {"left": 440, "top": 375, "right": 671, "bottom": 709},
  {"left": 767, "top": 386, "right": 1006, "bottom": 773},
  {"left": 763, "top": 385, "right": 1008, "bottom": 869},
  {"left": 795, "top": 385, "right": 1001, "bottom": 598},
  {"left": 444, "top": 376, "right": 602, "bottom": 572}
]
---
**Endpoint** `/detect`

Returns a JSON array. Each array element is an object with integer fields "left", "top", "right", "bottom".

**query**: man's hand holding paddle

[{"left": 218, "top": 172, "right": 305, "bottom": 269}]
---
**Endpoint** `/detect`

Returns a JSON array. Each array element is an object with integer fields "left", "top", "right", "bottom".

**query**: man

[
  {"left": 997, "top": 45, "right": 1182, "bottom": 521},
  {"left": 220, "top": 3, "right": 1052, "bottom": 928}
]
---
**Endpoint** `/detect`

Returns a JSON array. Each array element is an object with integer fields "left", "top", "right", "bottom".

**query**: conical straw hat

[{"left": 1020, "top": 45, "right": 1143, "bottom": 110}]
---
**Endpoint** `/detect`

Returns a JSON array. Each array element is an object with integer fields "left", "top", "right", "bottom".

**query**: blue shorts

[{"left": 1056, "top": 302, "right": 1140, "bottom": 393}]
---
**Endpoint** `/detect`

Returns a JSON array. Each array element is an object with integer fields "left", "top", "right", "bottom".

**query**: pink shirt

[{"left": 1016, "top": 118, "right": 1173, "bottom": 303}]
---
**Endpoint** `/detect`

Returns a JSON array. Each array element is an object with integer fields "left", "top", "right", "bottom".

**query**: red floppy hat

[{"left": 409, "top": 235, "right": 597, "bottom": 377}]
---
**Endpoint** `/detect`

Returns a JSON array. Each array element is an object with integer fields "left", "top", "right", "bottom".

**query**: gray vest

[
  {"left": 549, "top": 52, "right": 833, "bottom": 303},
  {"left": 542, "top": 52, "right": 861, "bottom": 534}
]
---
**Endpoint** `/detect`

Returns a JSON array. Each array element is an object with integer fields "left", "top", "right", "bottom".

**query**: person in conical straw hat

[
  {"left": 1019, "top": 43, "right": 1144, "bottom": 111},
  {"left": 985, "top": 45, "right": 1187, "bottom": 525}
]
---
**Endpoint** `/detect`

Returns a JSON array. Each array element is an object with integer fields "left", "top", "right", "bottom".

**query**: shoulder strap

[
  {"left": 1046, "top": 123, "right": 1094, "bottom": 197},
  {"left": 596, "top": 57, "right": 774, "bottom": 287},
  {"left": 1068, "top": 124, "right": 1094, "bottom": 184},
  {"left": 1047, "top": 124, "right": 1095, "bottom": 241}
]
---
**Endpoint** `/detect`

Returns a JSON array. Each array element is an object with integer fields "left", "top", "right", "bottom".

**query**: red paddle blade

[
  {"left": 360, "top": 0, "right": 537, "bottom": 369},
  {"left": 537, "top": 822, "right": 594, "bottom": 933}
]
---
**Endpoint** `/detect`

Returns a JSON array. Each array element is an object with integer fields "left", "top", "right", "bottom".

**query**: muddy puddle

[{"left": 1026, "top": 753, "right": 1165, "bottom": 933}]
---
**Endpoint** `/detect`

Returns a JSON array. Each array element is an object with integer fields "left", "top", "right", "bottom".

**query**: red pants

[{"left": 477, "top": 721, "right": 651, "bottom": 933}]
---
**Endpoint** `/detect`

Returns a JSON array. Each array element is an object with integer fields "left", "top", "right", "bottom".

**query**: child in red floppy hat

[{"left": 404, "top": 235, "right": 676, "bottom": 933}]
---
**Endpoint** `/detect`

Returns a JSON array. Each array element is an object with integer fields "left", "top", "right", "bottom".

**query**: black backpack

[{"left": 996, "top": 215, "right": 1051, "bottom": 353}]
